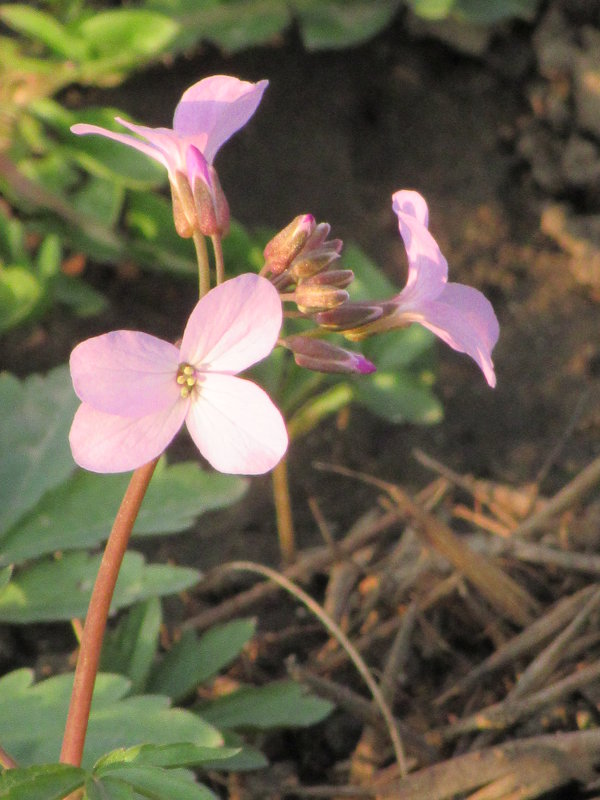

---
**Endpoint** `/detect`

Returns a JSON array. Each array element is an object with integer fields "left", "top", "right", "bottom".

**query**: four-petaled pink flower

[
  {"left": 71, "top": 75, "right": 268, "bottom": 236},
  {"left": 390, "top": 190, "right": 499, "bottom": 387},
  {"left": 69, "top": 274, "right": 288, "bottom": 475}
]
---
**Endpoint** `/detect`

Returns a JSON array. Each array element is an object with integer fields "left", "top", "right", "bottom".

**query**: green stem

[
  {"left": 192, "top": 232, "right": 211, "bottom": 298},
  {"left": 210, "top": 233, "right": 225, "bottom": 285},
  {"left": 272, "top": 455, "right": 296, "bottom": 565},
  {"left": 60, "top": 459, "right": 158, "bottom": 767}
]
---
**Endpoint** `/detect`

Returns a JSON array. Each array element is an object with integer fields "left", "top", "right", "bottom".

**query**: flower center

[{"left": 176, "top": 362, "right": 198, "bottom": 398}]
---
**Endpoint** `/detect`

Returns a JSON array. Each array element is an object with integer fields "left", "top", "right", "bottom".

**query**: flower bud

[
  {"left": 284, "top": 335, "right": 376, "bottom": 375},
  {"left": 170, "top": 171, "right": 196, "bottom": 238},
  {"left": 289, "top": 250, "right": 340, "bottom": 281},
  {"left": 187, "top": 145, "right": 230, "bottom": 236},
  {"left": 316, "top": 302, "right": 384, "bottom": 331},
  {"left": 302, "top": 269, "right": 354, "bottom": 289},
  {"left": 294, "top": 284, "right": 349, "bottom": 313},
  {"left": 263, "top": 214, "right": 316, "bottom": 275}
]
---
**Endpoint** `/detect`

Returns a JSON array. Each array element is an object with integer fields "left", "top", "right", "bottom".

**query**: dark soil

[{"left": 3, "top": 3, "right": 600, "bottom": 798}]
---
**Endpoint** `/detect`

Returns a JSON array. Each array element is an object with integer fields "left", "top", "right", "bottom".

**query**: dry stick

[
  {"left": 499, "top": 539, "right": 600, "bottom": 576},
  {"left": 287, "top": 660, "right": 436, "bottom": 764},
  {"left": 438, "top": 657, "right": 600, "bottom": 742},
  {"left": 314, "top": 463, "right": 539, "bottom": 627},
  {"left": 511, "top": 453, "right": 600, "bottom": 539},
  {"left": 60, "top": 459, "right": 158, "bottom": 767},
  {"left": 182, "top": 508, "right": 399, "bottom": 630},
  {"left": 507, "top": 584, "right": 600, "bottom": 701},
  {"left": 223, "top": 560, "right": 408, "bottom": 777}
]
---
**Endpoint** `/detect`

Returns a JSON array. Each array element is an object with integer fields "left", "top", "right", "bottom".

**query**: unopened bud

[
  {"left": 187, "top": 145, "right": 230, "bottom": 236},
  {"left": 302, "top": 269, "right": 354, "bottom": 289},
  {"left": 284, "top": 335, "right": 376, "bottom": 375},
  {"left": 294, "top": 284, "right": 349, "bottom": 313},
  {"left": 316, "top": 302, "right": 384, "bottom": 331},
  {"left": 289, "top": 251, "right": 340, "bottom": 281},
  {"left": 170, "top": 171, "right": 196, "bottom": 238},
  {"left": 263, "top": 214, "right": 316, "bottom": 275}
]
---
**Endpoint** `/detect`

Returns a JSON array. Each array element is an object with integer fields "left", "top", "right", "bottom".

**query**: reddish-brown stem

[{"left": 60, "top": 459, "right": 159, "bottom": 767}]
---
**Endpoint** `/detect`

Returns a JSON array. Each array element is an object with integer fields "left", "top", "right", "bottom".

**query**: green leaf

[
  {"left": 0, "top": 366, "right": 78, "bottom": 536},
  {"left": 76, "top": 10, "right": 178, "bottom": 59},
  {"left": 34, "top": 234, "right": 61, "bottom": 282},
  {"left": 0, "top": 551, "right": 200, "bottom": 623},
  {"left": 85, "top": 775, "right": 134, "bottom": 800},
  {"left": 95, "top": 742, "right": 239, "bottom": 771},
  {"left": 0, "top": 461, "right": 247, "bottom": 565},
  {"left": 100, "top": 598, "right": 162, "bottom": 693},
  {"left": 92, "top": 765, "right": 215, "bottom": 800},
  {"left": 0, "top": 763, "right": 85, "bottom": 800},
  {"left": 200, "top": 680, "right": 333, "bottom": 730},
  {"left": 343, "top": 242, "right": 396, "bottom": 300},
  {"left": 71, "top": 176, "right": 125, "bottom": 227},
  {"left": 147, "top": 619, "right": 256, "bottom": 702},
  {"left": 53, "top": 273, "right": 108, "bottom": 317},
  {"left": 453, "top": 0, "right": 539, "bottom": 23},
  {"left": 0, "top": 566, "right": 12, "bottom": 591},
  {"left": 407, "top": 0, "right": 456, "bottom": 20},
  {"left": 0, "top": 670, "right": 223, "bottom": 768},
  {"left": 198, "top": 730, "right": 267, "bottom": 772},
  {"left": 354, "top": 369, "right": 443, "bottom": 424},
  {"left": 0, "top": 265, "right": 43, "bottom": 333},
  {"left": 360, "top": 324, "right": 436, "bottom": 371},
  {"left": 298, "top": 1, "right": 399, "bottom": 50},
  {"left": 0, "top": 5, "right": 89, "bottom": 60}
]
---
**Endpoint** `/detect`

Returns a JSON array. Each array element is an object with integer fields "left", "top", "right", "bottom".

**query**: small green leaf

[
  {"left": 100, "top": 598, "right": 162, "bottom": 693},
  {"left": 354, "top": 369, "right": 443, "bottom": 425},
  {"left": 0, "top": 551, "right": 200, "bottom": 623},
  {"left": 53, "top": 273, "right": 108, "bottom": 318},
  {"left": 0, "top": 670, "right": 223, "bottom": 767},
  {"left": 0, "top": 566, "right": 12, "bottom": 591},
  {"left": 200, "top": 680, "right": 333, "bottom": 730},
  {"left": 95, "top": 742, "right": 239, "bottom": 771},
  {"left": 76, "top": 10, "right": 178, "bottom": 59},
  {"left": 0, "top": 265, "right": 43, "bottom": 333},
  {"left": 71, "top": 176, "right": 125, "bottom": 227},
  {"left": 34, "top": 234, "right": 61, "bottom": 282},
  {"left": 0, "top": 366, "right": 78, "bottom": 536},
  {"left": 85, "top": 775, "right": 134, "bottom": 800},
  {"left": 0, "top": 763, "right": 85, "bottom": 800},
  {"left": 407, "top": 0, "right": 456, "bottom": 20},
  {"left": 147, "top": 619, "right": 256, "bottom": 702},
  {"left": 93, "top": 765, "right": 215, "bottom": 800},
  {"left": 298, "top": 0, "right": 399, "bottom": 50},
  {"left": 0, "top": 5, "right": 89, "bottom": 60},
  {"left": 453, "top": 0, "right": 539, "bottom": 23}
]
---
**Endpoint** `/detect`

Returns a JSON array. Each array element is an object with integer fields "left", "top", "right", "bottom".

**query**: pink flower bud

[
  {"left": 263, "top": 214, "right": 316, "bottom": 275},
  {"left": 316, "top": 302, "right": 385, "bottom": 331},
  {"left": 169, "top": 171, "right": 196, "bottom": 238},
  {"left": 294, "top": 284, "right": 349, "bottom": 313},
  {"left": 284, "top": 335, "right": 375, "bottom": 375},
  {"left": 301, "top": 269, "right": 354, "bottom": 289}
]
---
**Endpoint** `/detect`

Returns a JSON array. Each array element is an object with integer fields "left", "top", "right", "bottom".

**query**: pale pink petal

[
  {"left": 392, "top": 190, "right": 448, "bottom": 302},
  {"left": 71, "top": 123, "right": 174, "bottom": 174},
  {"left": 113, "top": 118, "right": 186, "bottom": 175},
  {"left": 396, "top": 282, "right": 499, "bottom": 387},
  {"left": 173, "top": 76, "right": 269, "bottom": 164},
  {"left": 69, "top": 400, "right": 188, "bottom": 474},
  {"left": 70, "top": 331, "right": 180, "bottom": 417},
  {"left": 180, "top": 274, "right": 282, "bottom": 374},
  {"left": 185, "top": 375, "right": 287, "bottom": 475}
]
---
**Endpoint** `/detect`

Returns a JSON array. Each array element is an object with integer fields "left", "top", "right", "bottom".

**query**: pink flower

[
  {"left": 69, "top": 274, "right": 288, "bottom": 475},
  {"left": 71, "top": 75, "right": 268, "bottom": 235},
  {"left": 390, "top": 190, "right": 499, "bottom": 387}
]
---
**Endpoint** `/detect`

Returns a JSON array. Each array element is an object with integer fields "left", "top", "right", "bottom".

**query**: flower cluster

[{"left": 69, "top": 74, "right": 499, "bottom": 477}]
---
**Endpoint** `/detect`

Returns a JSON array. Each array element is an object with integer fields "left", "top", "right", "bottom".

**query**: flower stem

[
  {"left": 272, "top": 455, "right": 296, "bottom": 565},
  {"left": 60, "top": 458, "right": 159, "bottom": 768},
  {"left": 193, "top": 231, "right": 211, "bottom": 298},
  {"left": 210, "top": 233, "right": 225, "bottom": 285}
]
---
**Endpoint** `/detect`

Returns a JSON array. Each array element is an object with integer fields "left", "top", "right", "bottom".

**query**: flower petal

[
  {"left": 173, "top": 75, "right": 268, "bottom": 164},
  {"left": 403, "top": 282, "right": 499, "bottom": 387},
  {"left": 392, "top": 190, "right": 448, "bottom": 303},
  {"left": 70, "top": 331, "right": 180, "bottom": 417},
  {"left": 69, "top": 400, "right": 188, "bottom": 474},
  {"left": 180, "top": 274, "right": 282, "bottom": 374},
  {"left": 185, "top": 375, "right": 288, "bottom": 475},
  {"left": 71, "top": 123, "right": 175, "bottom": 174}
]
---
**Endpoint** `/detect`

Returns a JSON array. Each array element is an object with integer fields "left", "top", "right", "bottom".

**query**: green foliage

[{"left": 200, "top": 680, "right": 334, "bottom": 730}]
